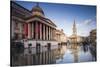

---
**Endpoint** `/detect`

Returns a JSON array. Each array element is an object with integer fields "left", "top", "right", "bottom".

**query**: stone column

[
  {"left": 33, "top": 22, "right": 35, "bottom": 39},
  {"left": 34, "top": 22, "right": 35, "bottom": 39},
  {"left": 40, "top": 23, "right": 42, "bottom": 40},
  {"left": 31, "top": 23, "right": 33, "bottom": 39},
  {"left": 35, "top": 21, "right": 38, "bottom": 40},
  {"left": 45, "top": 25, "right": 46, "bottom": 40},
  {"left": 21, "top": 23, "right": 24, "bottom": 39},
  {"left": 12, "top": 20, "right": 14, "bottom": 38},
  {"left": 18, "top": 22, "right": 22, "bottom": 39},
  {"left": 19, "top": 23, "right": 21, "bottom": 34},
  {"left": 48, "top": 26, "right": 50, "bottom": 40},
  {"left": 46, "top": 26, "right": 48, "bottom": 40},
  {"left": 43, "top": 24, "right": 45, "bottom": 40},
  {"left": 54, "top": 29, "right": 56, "bottom": 40},
  {"left": 52, "top": 28, "right": 54, "bottom": 40},
  {"left": 30, "top": 23, "right": 32, "bottom": 39},
  {"left": 50, "top": 28, "right": 52, "bottom": 40},
  {"left": 28, "top": 23, "right": 30, "bottom": 39}
]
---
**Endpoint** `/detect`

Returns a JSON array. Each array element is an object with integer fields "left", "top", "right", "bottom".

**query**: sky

[{"left": 13, "top": 0, "right": 96, "bottom": 37}]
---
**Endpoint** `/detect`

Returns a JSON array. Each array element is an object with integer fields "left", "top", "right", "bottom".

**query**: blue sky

[{"left": 13, "top": 1, "right": 96, "bottom": 37}]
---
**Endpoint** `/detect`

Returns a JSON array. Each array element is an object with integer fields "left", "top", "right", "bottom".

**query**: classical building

[
  {"left": 89, "top": 29, "right": 96, "bottom": 61},
  {"left": 55, "top": 29, "right": 67, "bottom": 44},
  {"left": 11, "top": 2, "right": 58, "bottom": 48},
  {"left": 89, "top": 29, "right": 96, "bottom": 46},
  {"left": 69, "top": 20, "right": 77, "bottom": 44}
]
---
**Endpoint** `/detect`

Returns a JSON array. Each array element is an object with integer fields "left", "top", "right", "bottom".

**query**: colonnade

[{"left": 27, "top": 21, "right": 55, "bottom": 40}]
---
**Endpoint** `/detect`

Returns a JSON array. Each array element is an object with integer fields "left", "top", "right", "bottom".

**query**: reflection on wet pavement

[{"left": 11, "top": 44, "right": 96, "bottom": 66}]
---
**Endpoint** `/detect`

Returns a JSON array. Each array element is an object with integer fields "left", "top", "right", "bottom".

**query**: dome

[{"left": 31, "top": 3, "right": 44, "bottom": 16}]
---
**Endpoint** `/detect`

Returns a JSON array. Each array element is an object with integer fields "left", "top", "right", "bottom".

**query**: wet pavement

[{"left": 11, "top": 43, "right": 96, "bottom": 66}]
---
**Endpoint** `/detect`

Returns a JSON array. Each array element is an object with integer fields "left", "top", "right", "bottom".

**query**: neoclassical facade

[
  {"left": 55, "top": 29, "right": 67, "bottom": 44},
  {"left": 11, "top": 2, "right": 57, "bottom": 48}
]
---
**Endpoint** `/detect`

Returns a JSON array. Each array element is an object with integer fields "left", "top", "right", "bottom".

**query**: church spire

[{"left": 73, "top": 19, "right": 77, "bottom": 35}]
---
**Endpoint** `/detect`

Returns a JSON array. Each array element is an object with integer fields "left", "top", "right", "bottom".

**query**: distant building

[
  {"left": 55, "top": 29, "right": 67, "bottom": 44},
  {"left": 89, "top": 29, "right": 96, "bottom": 45},
  {"left": 11, "top": 2, "right": 58, "bottom": 48},
  {"left": 89, "top": 29, "right": 96, "bottom": 61},
  {"left": 69, "top": 19, "right": 77, "bottom": 44}
]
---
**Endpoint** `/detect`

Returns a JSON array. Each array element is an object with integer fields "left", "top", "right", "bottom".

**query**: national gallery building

[{"left": 11, "top": 2, "right": 58, "bottom": 48}]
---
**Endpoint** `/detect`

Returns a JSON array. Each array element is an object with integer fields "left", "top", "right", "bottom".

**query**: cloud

[
  {"left": 76, "top": 16, "right": 96, "bottom": 26},
  {"left": 84, "top": 19, "right": 92, "bottom": 25}
]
